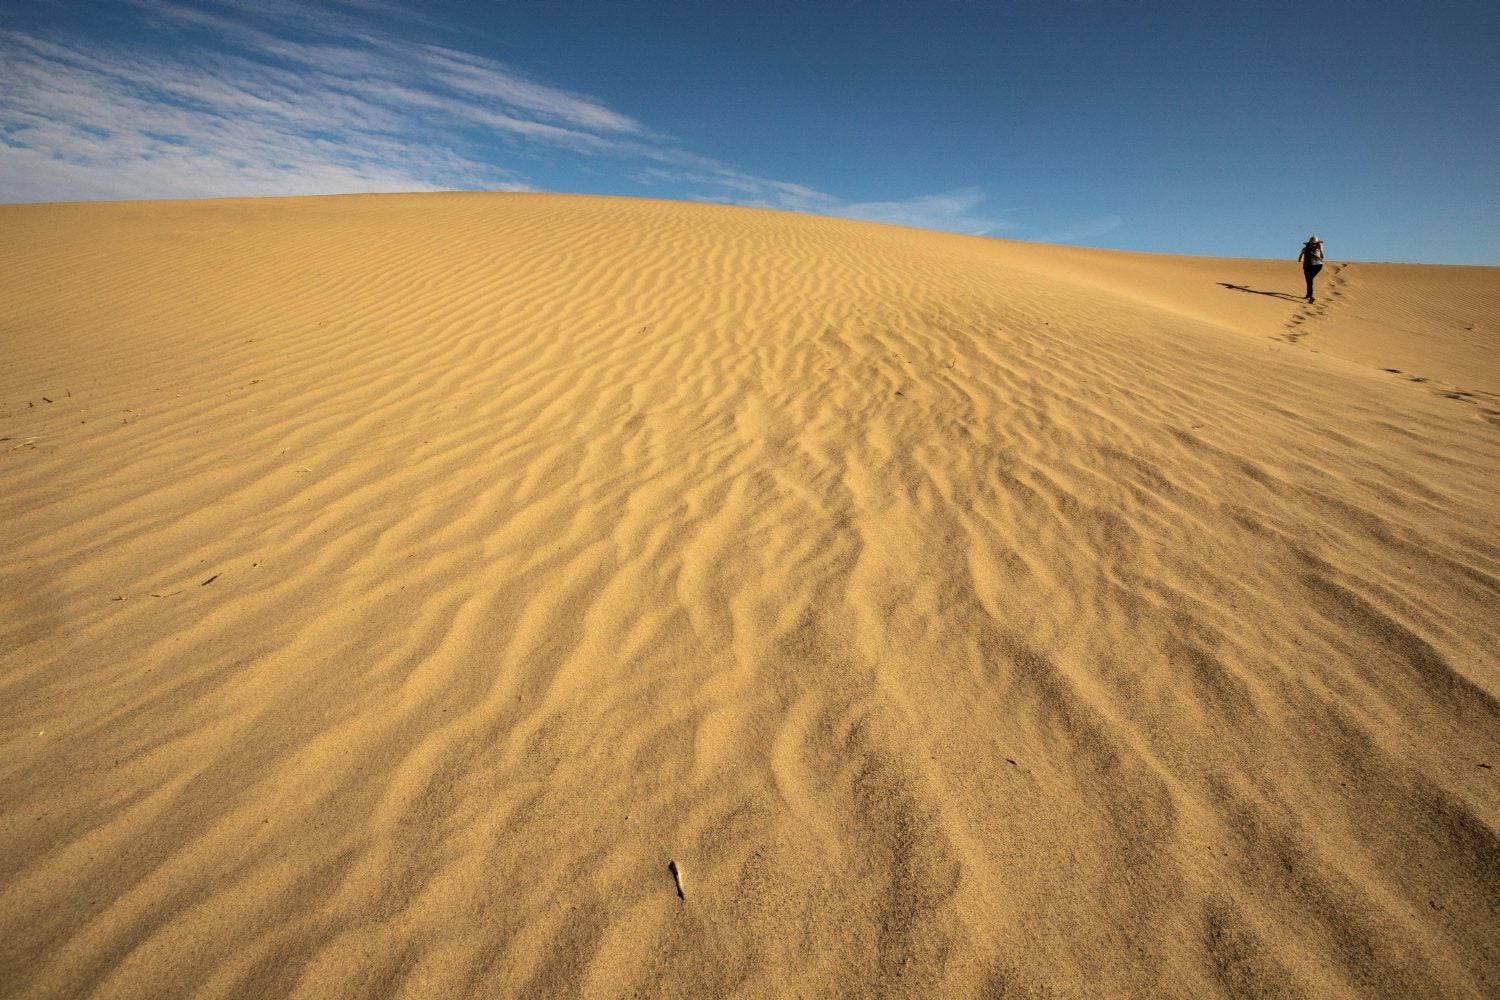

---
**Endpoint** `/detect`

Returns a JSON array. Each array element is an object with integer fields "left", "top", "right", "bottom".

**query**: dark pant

[{"left": 1304, "top": 263, "right": 1322, "bottom": 300}]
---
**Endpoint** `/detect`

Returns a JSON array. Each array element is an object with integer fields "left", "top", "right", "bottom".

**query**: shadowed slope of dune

[{"left": 1, "top": 194, "right": 1497, "bottom": 997}]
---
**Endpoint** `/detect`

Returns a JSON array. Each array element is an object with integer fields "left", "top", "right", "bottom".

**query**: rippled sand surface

[{"left": 2, "top": 194, "right": 1497, "bottom": 997}]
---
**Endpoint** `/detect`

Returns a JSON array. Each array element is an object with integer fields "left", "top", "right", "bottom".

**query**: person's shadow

[{"left": 1218, "top": 282, "right": 1303, "bottom": 302}]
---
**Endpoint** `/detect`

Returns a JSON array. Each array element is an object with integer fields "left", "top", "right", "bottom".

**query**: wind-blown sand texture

[{"left": 2, "top": 193, "right": 1498, "bottom": 998}]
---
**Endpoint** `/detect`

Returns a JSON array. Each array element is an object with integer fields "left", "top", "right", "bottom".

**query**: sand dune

[{"left": 2, "top": 193, "right": 1497, "bottom": 997}]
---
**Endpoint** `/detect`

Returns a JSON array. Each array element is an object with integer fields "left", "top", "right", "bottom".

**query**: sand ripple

[{"left": 2, "top": 194, "right": 1497, "bottom": 996}]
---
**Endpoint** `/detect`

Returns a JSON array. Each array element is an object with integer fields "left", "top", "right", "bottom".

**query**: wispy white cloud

[
  {"left": 1039, "top": 214, "right": 1125, "bottom": 244},
  {"left": 631, "top": 169, "right": 1013, "bottom": 236},
  {"left": 0, "top": 0, "right": 638, "bottom": 201},
  {"left": 828, "top": 187, "right": 1012, "bottom": 236},
  {"left": 0, "top": 0, "right": 1010, "bottom": 238}
]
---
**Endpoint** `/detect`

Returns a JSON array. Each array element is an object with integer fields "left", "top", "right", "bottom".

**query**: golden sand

[{"left": 2, "top": 193, "right": 1497, "bottom": 997}]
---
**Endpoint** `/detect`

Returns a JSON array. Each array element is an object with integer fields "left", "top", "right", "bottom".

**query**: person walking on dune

[{"left": 1299, "top": 236, "right": 1325, "bottom": 302}]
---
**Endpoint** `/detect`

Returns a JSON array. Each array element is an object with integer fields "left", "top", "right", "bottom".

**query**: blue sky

[{"left": 2, "top": 0, "right": 1496, "bottom": 263}]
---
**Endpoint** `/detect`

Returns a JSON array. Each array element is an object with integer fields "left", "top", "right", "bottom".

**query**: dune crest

[{"left": 2, "top": 194, "right": 1497, "bottom": 997}]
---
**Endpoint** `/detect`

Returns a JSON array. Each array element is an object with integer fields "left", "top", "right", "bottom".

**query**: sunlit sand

[{"left": 2, "top": 193, "right": 1497, "bottom": 996}]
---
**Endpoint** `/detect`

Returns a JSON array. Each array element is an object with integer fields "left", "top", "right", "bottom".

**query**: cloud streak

[
  {"left": 0, "top": 0, "right": 645, "bottom": 201},
  {"left": 828, "top": 187, "right": 1012, "bottom": 236},
  {"left": 1039, "top": 215, "right": 1125, "bottom": 245},
  {"left": 0, "top": 0, "right": 1013, "bottom": 238}
]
